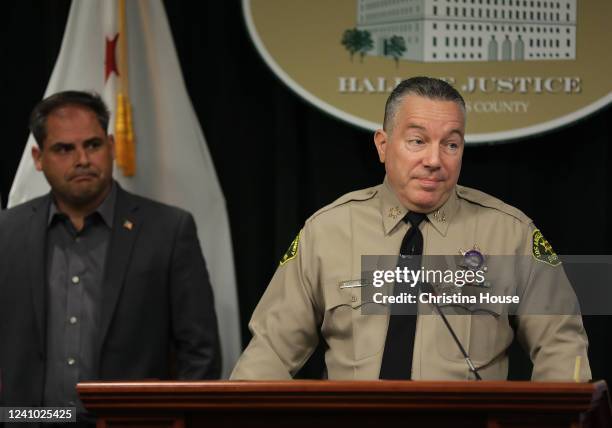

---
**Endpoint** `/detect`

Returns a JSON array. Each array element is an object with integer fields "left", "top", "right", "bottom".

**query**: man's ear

[
  {"left": 32, "top": 145, "right": 43, "bottom": 171},
  {"left": 373, "top": 129, "right": 388, "bottom": 163}
]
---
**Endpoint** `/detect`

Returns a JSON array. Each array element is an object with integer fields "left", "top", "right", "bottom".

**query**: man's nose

[
  {"left": 74, "top": 146, "right": 90, "bottom": 166},
  {"left": 423, "top": 143, "right": 441, "bottom": 169}
]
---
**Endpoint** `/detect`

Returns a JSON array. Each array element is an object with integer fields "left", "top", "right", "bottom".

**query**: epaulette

[
  {"left": 456, "top": 185, "right": 531, "bottom": 224},
  {"left": 309, "top": 186, "right": 379, "bottom": 221},
  {"left": 279, "top": 187, "right": 379, "bottom": 266}
]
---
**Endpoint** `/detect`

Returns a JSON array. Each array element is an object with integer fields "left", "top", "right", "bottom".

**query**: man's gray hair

[{"left": 383, "top": 77, "right": 466, "bottom": 132}]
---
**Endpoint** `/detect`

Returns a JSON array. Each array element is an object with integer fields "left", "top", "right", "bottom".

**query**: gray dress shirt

[{"left": 43, "top": 185, "right": 116, "bottom": 409}]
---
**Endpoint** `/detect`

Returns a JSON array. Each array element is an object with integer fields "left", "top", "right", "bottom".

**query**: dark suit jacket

[{"left": 0, "top": 185, "right": 221, "bottom": 407}]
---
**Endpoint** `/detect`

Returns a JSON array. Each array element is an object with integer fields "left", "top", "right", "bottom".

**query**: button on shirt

[{"left": 43, "top": 185, "right": 116, "bottom": 408}]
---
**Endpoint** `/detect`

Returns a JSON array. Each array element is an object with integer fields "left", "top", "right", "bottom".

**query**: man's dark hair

[
  {"left": 29, "top": 90, "right": 110, "bottom": 148},
  {"left": 383, "top": 77, "right": 466, "bottom": 132}
]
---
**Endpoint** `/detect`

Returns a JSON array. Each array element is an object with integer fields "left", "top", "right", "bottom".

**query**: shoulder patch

[
  {"left": 279, "top": 233, "right": 300, "bottom": 266},
  {"left": 532, "top": 229, "right": 561, "bottom": 266}
]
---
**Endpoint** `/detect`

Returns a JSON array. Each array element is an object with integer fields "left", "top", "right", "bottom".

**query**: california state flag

[{"left": 9, "top": 0, "right": 241, "bottom": 377}]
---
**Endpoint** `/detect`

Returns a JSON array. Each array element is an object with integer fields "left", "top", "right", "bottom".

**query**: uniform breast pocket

[
  {"left": 323, "top": 281, "right": 388, "bottom": 361},
  {"left": 434, "top": 301, "right": 511, "bottom": 367}
]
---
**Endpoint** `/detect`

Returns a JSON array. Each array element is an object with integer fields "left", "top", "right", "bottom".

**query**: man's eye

[
  {"left": 85, "top": 140, "right": 103, "bottom": 150},
  {"left": 52, "top": 145, "right": 73, "bottom": 153},
  {"left": 405, "top": 139, "right": 427, "bottom": 151},
  {"left": 443, "top": 141, "right": 461, "bottom": 153}
]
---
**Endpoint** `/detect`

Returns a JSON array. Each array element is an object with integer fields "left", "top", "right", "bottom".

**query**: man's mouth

[
  {"left": 418, "top": 177, "right": 442, "bottom": 184},
  {"left": 70, "top": 173, "right": 97, "bottom": 182},
  {"left": 416, "top": 177, "right": 444, "bottom": 189}
]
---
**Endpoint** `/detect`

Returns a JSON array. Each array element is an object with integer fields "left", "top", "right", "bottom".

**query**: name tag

[{"left": 338, "top": 280, "right": 364, "bottom": 289}]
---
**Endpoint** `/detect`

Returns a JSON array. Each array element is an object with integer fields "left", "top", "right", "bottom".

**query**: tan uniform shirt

[{"left": 231, "top": 179, "right": 591, "bottom": 381}]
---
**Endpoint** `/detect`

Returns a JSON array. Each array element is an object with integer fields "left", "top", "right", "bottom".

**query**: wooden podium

[{"left": 78, "top": 380, "right": 611, "bottom": 428}]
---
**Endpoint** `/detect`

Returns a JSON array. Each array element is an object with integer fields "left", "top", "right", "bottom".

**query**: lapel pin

[{"left": 123, "top": 220, "right": 134, "bottom": 231}]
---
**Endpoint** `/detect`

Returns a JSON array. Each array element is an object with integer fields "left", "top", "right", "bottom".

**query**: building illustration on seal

[{"left": 353, "top": 0, "right": 577, "bottom": 62}]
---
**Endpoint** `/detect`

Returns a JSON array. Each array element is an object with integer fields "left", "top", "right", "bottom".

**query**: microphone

[{"left": 420, "top": 282, "right": 482, "bottom": 380}]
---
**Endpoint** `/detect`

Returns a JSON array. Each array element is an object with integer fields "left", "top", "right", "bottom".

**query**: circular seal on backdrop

[{"left": 243, "top": 0, "right": 612, "bottom": 143}]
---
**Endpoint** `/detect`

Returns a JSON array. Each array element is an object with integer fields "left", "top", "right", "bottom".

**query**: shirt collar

[
  {"left": 48, "top": 181, "right": 117, "bottom": 228},
  {"left": 425, "top": 186, "right": 458, "bottom": 237},
  {"left": 380, "top": 177, "right": 409, "bottom": 235},
  {"left": 379, "top": 176, "right": 458, "bottom": 236}
]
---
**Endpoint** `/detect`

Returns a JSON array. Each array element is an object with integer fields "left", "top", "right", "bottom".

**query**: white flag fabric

[{"left": 9, "top": 0, "right": 241, "bottom": 377}]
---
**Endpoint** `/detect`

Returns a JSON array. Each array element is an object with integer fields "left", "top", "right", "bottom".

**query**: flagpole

[
  {"left": 116, "top": 0, "right": 136, "bottom": 176},
  {"left": 118, "top": 0, "right": 128, "bottom": 95}
]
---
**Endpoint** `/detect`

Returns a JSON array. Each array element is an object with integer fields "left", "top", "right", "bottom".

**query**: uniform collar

[
  {"left": 380, "top": 176, "right": 458, "bottom": 237},
  {"left": 425, "top": 186, "right": 458, "bottom": 237},
  {"left": 380, "top": 177, "right": 408, "bottom": 235}
]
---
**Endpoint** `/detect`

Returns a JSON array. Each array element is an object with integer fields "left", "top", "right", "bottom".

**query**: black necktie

[{"left": 379, "top": 212, "right": 427, "bottom": 380}]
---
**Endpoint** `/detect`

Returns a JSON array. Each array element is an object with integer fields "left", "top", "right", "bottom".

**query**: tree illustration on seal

[
  {"left": 385, "top": 35, "right": 406, "bottom": 68},
  {"left": 341, "top": 28, "right": 373, "bottom": 63}
]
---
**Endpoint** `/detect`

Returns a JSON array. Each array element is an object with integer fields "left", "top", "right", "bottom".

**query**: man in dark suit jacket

[{"left": 0, "top": 91, "right": 220, "bottom": 421}]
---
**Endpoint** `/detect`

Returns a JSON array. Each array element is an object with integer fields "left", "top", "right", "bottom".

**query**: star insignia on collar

[
  {"left": 432, "top": 209, "right": 446, "bottom": 222},
  {"left": 388, "top": 206, "right": 402, "bottom": 219}
]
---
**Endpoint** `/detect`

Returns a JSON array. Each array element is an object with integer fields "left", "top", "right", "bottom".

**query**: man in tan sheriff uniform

[{"left": 231, "top": 77, "right": 591, "bottom": 381}]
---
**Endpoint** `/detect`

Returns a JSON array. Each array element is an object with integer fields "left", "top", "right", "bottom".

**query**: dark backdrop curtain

[{"left": 1, "top": 0, "right": 611, "bottom": 382}]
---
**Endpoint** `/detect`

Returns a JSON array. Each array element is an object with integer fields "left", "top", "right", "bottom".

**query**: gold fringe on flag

[
  {"left": 114, "top": 92, "right": 136, "bottom": 176},
  {"left": 115, "top": 93, "right": 126, "bottom": 169},
  {"left": 123, "top": 94, "right": 135, "bottom": 176},
  {"left": 114, "top": 0, "right": 136, "bottom": 177}
]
